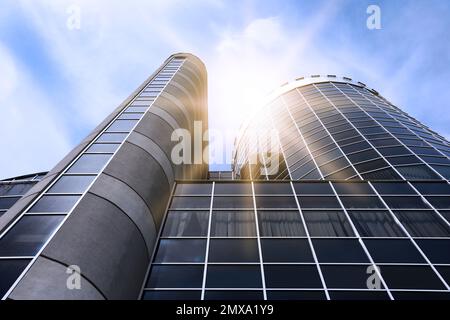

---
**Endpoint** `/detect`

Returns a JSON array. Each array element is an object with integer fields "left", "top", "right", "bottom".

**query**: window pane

[
  {"left": 254, "top": 183, "right": 292, "bottom": 194},
  {"left": 67, "top": 154, "right": 111, "bottom": 173},
  {"left": 0, "top": 197, "right": 21, "bottom": 210},
  {"left": 96, "top": 133, "right": 128, "bottom": 143},
  {"left": 340, "top": 196, "right": 385, "bottom": 209},
  {"left": 381, "top": 266, "right": 446, "bottom": 290},
  {"left": 162, "top": 211, "right": 209, "bottom": 237},
  {"left": 205, "top": 291, "right": 263, "bottom": 300},
  {"left": 264, "top": 265, "right": 322, "bottom": 288},
  {"left": 303, "top": 210, "right": 354, "bottom": 237},
  {"left": 48, "top": 176, "right": 96, "bottom": 194},
  {"left": 209, "top": 239, "right": 259, "bottom": 262},
  {"left": 28, "top": 195, "right": 80, "bottom": 213},
  {"left": 142, "top": 290, "right": 201, "bottom": 300},
  {"left": 332, "top": 182, "right": 374, "bottom": 195},
  {"left": 313, "top": 239, "right": 369, "bottom": 263},
  {"left": 206, "top": 265, "right": 262, "bottom": 288},
  {"left": 267, "top": 290, "right": 326, "bottom": 300},
  {"left": 211, "top": 211, "right": 256, "bottom": 237},
  {"left": 298, "top": 196, "right": 340, "bottom": 209},
  {"left": 214, "top": 183, "right": 251, "bottom": 195},
  {"left": 426, "top": 196, "right": 450, "bottom": 209},
  {"left": 329, "top": 290, "right": 390, "bottom": 300},
  {"left": 348, "top": 210, "right": 405, "bottom": 237},
  {"left": 214, "top": 196, "right": 253, "bottom": 209},
  {"left": 146, "top": 265, "right": 203, "bottom": 288},
  {"left": 293, "top": 182, "right": 333, "bottom": 194},
  {"left": 393, "top": 291, "right": 450, "bottom": 300},
  {"left": 0, "top": 259, "right": 31, "bottom": 297},
  {"left": 174, "top": 184, "right": 212, "bottom": 195},
  {"left": 0, "top": 216, "right": 64, "bottom": 256},
  {"left": 364, "top": 239, "right": 425, "bottom": 263},
  {"left": 87, "top": 143, "right": 120, "bottom": 153},
  {"left": 0, "top": 184, "right": 34, "bottom": 196},
  {"left": 393, "top": 211, "right": 450, "bottom": 237},
  {"left": 371, "top": 182, "right": 416, "bottom": 194},
  {"left": 117, "top": 113, "right": 143, "bottom": 120},
  {"left": 256, "top": 196, "right": 297, "bottom": 209},
  {"left": 417, "top": 240, "right": 450, "bottom": 264},
  {"left": 412, "top": 182, "right": 450, "bottom": 194},
  {"left": 258, "top": 211, "right": 306, "bottom": 237},
  {"left": 321, "top": 265, "right": 378, "bottom": 289},
  {"left": 106, "top": 120, "right": 138, "bottom": 132},
  {"left": 382, "top": 196, "right": 429, "bottom": 209},
  {"left": 170, "top": 197, "right": 211, "bottom": 209},
  {"left": 154, "top": 239, "right": 206, "bottom": 263},
  {"left": 261, "top": 239, "right": 313, "bottom": 262}
]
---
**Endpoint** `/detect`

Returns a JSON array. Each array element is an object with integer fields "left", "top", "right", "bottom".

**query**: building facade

[{"left": 1, "top": 58, "right": 450, "bottom": 300}]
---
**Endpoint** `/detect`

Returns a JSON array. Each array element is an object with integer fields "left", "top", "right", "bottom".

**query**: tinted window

[
  {"left": 175, "top": 184, "right": 212, "bottom": 195},
  {"left": 254, "top": 183, "right": 292, "bottom": 194},
  {"left": 162, "top": 211, "right": 209, "bottom": 237},
  {"left": 0, "top": 216, "right": 64, "bottom": 256},
  {"left": 67, "top": 154, "right": 111, "bottom": 173},
  {"left": 214, "top": 183, "right": 252, "bottom": 195},
  {"left": 267, "top": 290, "right": 326, "bottom": 300},
  {"left": 417, "top": 240, "right": 450, "bottom": 264},
  {"left": 146, "top": 265, "right": 203, "bottom": 288},
  {"left": 426, "top": 196, "right": 450, "bottom": 209},
  {"left": 293, "top": 182, "right": 333, "bottom": 194},
  {"left": 142, "top": 290, "right": 201, "bottom": 300},
  {"left": 298, "top": 196, "right": 340, "bottom": 209},
  {"left": 332, "top": 182, "right": 374, "bottom": 194},
  {"left": 321, "top": 265, "right": 378, "bottom": 289},
  {"left": 205, "top": 291, "right": 263, "bottom": 300},
  {"left": 261, "top": 239, "right": 313, "bottom": 262},
  {"left": 256, "top": 196, "right": 297, "bottom": 209},
  {"left": 303, "top": 210, "right": 354, "bottom": 237},
  {"left": 214, "top": 196, "right": 253, "bottom": 209},
  {"left": 106, "top": 120, "right": 139, "bottom": 132},
  {"left": 340, "top": 196, "right": 385, "bottom": 209},
  {"left": 412, "top": 182, "right": 450, "bottom": 195},
  {"left": 206, "top": 265, "right": 262, "bottom": 288},
  {"left": 96, "top": 133, "right": 128, "bottom": 143},
  {"left": 364, "top": 239, "right": 425, "bottom": 263},
  {"left": 348, "top": 210, "right": 405, "bottom": 237},
  {"left": 0, "top": 259, "right": 31, "bottom": 297},
  {"left": 154, "top": 239, "right": 206, "bottom": 263},
  {"left": 48, "top": 176, "right": 96, "bottom": 194},
  {"left": 264, "top": 265, "right": 322, "bottom": 288},
  {"left": 209, "top": 239, "right": 259, "bottom": 262},
  {"left": 382, "top": 196, "right": 429, "bottom": 209},
  {"left": 211, "top": 211, "right": 256, "bottom": 237},
  {"left": 329, "top": 290, "right": 390, "bottom": 300},
  {"left": 28, "top": 195, "right": 80, "bottom": 213},
  {"left": 258, "top": 211, "right": 306, "bottom": 237},
  {"left": 394, "top": 211, "right": 450, "bottom": 237},
  {"left": 381, "top": 266, "right": 446, "bottom": 290},
  {"left": 86, "top": 143, "right": 120, "bottom": 153},
  {"left": 313, "top": 239, "right": 369, "bottom": 263},
  {"left": 0, "top": 197, "right": 21, "bottom": 210},
  {"left": 171, "top": 197, "right": 211, "bottom": 209},
  {"left": 371, "top": 182, "right": 416, "bottom": 194}
]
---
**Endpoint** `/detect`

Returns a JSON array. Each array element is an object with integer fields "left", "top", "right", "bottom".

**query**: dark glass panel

[
  {"left": 382, "top": 196, "right": 429, "bottom": 209},
  {"left": 214, "top": 196, "right": 253, "bottom": 209},
  {"left": 329, "top": 291, "right": 390, "bottom": 300},
  {"left": 340, "top": 196, "right": 385, "bottom": 209},
  {"left": 298, "top": 196, "right": 340, "bottom": 209},
  {"left": 86, "top": 143, "right": 120, "bottom": 153},
  {"left": 261, "top": 239, "right": 313, "bottom": 262},
  {"left": 28, "top": 195, "right": 80, "bottom": 213},
  {"left": 267, "top": 290, "right": 326, "bottom": 300},
  {"left": 67, "top": 154, "right": 111, "bottom": 173},
  {"left": 162, "top": 211, "right": 209, "bottom": 237},
  {"left": 361, "top": 168, "right": 402, "bottom": 180},
  {"left": 426, "top": 196, "right": 450, "bottom": 209},
  {"left": 146, "top": 265, "right": 203, "bottom": 288},
  {"left": 264, "top": 265, "right": 322, "bottom": 288},
  {"left": 348, "top": 210, "right": 405, "bottom": 237},
  {"left": 206, "top": 265, "right": 262, "bottom": 288},
  {"left": 142, "top": 290, "right": 201, "bottom": 300},
  {"left": 256, "top": 196, "right": 297, "bottom": 209},
  {"left": 303, "top": 210, "right": 354, "bottom": 237},
  {"left": 293, "top": 182, "right": 333, "bottom": 195},
  {"left": 205, "top": 291, "right": 263, "bottom": 300},
  {"left": 412, "top": 182, "right": 450, "bottom": 194},
  {"left": 48, "top": 175, "right": 96, "bottom": 194},
  {"left": 254, "top": 183, "right": 292, "bottom": 194},
  {"left": 174, "top": 183, "right": 212, "bottom": 195},
  {"left": 0, "top": 197, "right": 21, "bottom": 210},
  {"left": 96, "top": 133, "right": 128, "bottom": 143},
  {"left": 395, "top": 165, "right": 441, "bottom": 180},
  {"left": 417, "top": 240, "right": 450, "bottom": 264},
  {"left": 0, "top": 215, "right": 64, "bottom": 256},
  {"left": 393, "top": 291, "right": 450, "bottom": 300},
  {"left": 209, "top": 239, "right": 259, "bottom": 262},
  {"left": 170, "top": 197, "right": 211, "bottom": 209},
  {"left": 0, "top": 183, "right": 34, "bottom": 196},
  {"left": 381, "top": 266, "right": 446, "bottom": 290},
  {"left": 364, "top": 239, "right": 425, "bottom": 263},
  {"left": 258, "top": 211, "right": 306, "bottom": 237},
  {"left": 214, "top": 183, "right": 251, "bottom": 195},
  {"left": 0, "top": 259, "right": 31, "bottom": 297},
  {"left": 313, "top": 239, "right": 369, "bottom": 263},
  {"left": 154, "top": 239, "right": 206, "bottom": 263},
  {"left": 321, "top": 265, "right": 380, "bottom": 289},
  {"left": 371, "top": 182, "right": 415, "bottom": 194},
  {"left": 211, "top": 211, "right": 256, "bottom": 237},
  {"left": 332, "top": 182, "right": 374, "bottom": 194},
  {"left": 106, "top": 119, "right": 139, "bottom": 132},
  {"left": 393, "top": 211, "right": 450, "bottom": 237}
]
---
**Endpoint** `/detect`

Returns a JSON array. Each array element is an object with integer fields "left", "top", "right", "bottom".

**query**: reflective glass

[
  {"left": 258, "top": 211, "right": 306, "bottom": 237},
  {"left": 303, "top": 210, "right": 354, "bottom": 237},
  {"left": 154, "top": 239, "right": 206, "bottom": 263},
  {"left": 67, "top": 154, "right": 111, "bottom": 173},
  {"left": 211, "top": 211, "right": 256, "bottom": 237},
  {"left": 162, "top": 211, "right": 209, "bottom": 237},
  {"left": 48, "top": 176, "right": 95, "bottom": 194}
]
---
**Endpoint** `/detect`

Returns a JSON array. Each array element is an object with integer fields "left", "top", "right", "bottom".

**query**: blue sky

[{"left": 1, "top": 0, "right": 450, "bottom": 178}]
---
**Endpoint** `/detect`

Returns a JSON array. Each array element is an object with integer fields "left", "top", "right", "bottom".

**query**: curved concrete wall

[{"left": 8, "top": 53, "right": 208, "bottom": 300}]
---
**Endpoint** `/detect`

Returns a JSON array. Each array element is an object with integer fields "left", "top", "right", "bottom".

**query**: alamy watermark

[
  {"left": 367, "top": 4, "right": 382, "bottom": 30},
  {"left": 66, "top": 4, "right": 81, "bottom": 30},
  {"left": 66, "top": 265, "right": 81, "bottom": 290}
]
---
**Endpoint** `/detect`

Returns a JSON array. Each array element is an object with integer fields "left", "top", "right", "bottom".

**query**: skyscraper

[{"left": 1, "top": 55, "right": 450, "bottom": 300}]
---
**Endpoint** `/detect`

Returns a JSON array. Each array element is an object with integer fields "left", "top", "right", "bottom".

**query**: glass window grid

[{"left": 0, "top": 58, "right": 185, "bottom": 300}]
